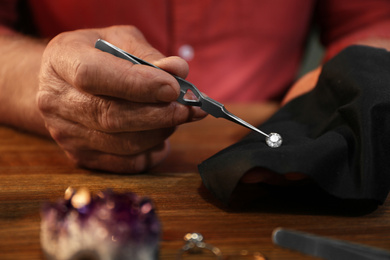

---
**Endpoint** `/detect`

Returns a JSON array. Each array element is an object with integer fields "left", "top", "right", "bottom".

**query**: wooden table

[{"left": 1, "top": 103, "right": 389, "bottom": 260}]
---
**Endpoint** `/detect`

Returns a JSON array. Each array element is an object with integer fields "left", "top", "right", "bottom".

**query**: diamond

[
  {"left": 184, "top": 233, "right": 204, "bottom": 243},
  {"left": 266, "top": 133, "right": 282, "bottom": 148}
]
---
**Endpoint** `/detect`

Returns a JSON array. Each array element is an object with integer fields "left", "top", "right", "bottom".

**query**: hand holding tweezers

[{"left": 95, "top": 39, "right": 282, "bottom": 148}]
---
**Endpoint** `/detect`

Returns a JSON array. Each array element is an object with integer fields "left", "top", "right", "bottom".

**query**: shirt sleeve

[
  {"left": 0, "top": 0, "right": 19, "bottom": 35},
  {"left": 317, "top": 0, "right": 390, "bottom": 61}
]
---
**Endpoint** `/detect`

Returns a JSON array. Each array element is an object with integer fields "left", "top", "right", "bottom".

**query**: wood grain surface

[{"left": 1, "top": 103, "right": 389, "bottom": 260}]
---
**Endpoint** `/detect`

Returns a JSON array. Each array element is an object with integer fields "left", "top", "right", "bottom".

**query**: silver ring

[{"left": 177, "top": 233, "right": 223, "bottom": 259}]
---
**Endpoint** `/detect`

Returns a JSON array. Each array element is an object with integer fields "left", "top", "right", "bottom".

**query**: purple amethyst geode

[{"left": 40, "top": 187, "right": 160, "bottom": 260}]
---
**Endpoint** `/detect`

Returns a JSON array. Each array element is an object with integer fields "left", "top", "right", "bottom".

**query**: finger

[
  {"left": 99, "top": 26, "right": 189, "bottom": 79},
  {"left": 97, "top": 26, "right": 188, "bottom": 99},
  {"left": 73, "top": 51, "right": 181, "bottom": 102},
  {"left": 154, "top": 56, "right": 189, "bottom": 79},
  {"left": 47, "top": 118, "right": 175, "bottom": 155},
  {"left": 38, "top": 86, "right": 207, "bottom": 132},
  {"left": 42, "top": 26, "right": 182, "bottom": 103},
  {"left": 64, "top": 140, "right": 170, "bottom": 174}
]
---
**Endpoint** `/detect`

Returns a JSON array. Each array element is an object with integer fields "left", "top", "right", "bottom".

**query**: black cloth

[{"left": 198, "top": 45, "right": 390, "bottom": 205}]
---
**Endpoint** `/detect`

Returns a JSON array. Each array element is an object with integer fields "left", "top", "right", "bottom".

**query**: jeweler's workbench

[{"left": 1, "top": 103, "right": 389, "bottom": 260}]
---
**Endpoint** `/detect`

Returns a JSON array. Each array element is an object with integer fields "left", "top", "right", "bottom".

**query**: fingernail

[{"left": 157, "top": 84, "right": 179, "bottom": 102}]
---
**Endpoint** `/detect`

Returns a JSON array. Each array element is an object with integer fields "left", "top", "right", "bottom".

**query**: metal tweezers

[
  {"left": 273, "top": 228, "right": 390, "bottom": 260},
  {"left": 95, "top": 39, "right": 281, "bottom": 147}
]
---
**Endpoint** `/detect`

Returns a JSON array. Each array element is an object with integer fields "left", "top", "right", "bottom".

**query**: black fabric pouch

[{"left": 198, "top": 45, "right": 390, "bottom": 205}]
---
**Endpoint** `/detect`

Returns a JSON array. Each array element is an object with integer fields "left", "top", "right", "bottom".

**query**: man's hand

[{"left": 37, "top": 26, "right": 207, "bottom": 173}]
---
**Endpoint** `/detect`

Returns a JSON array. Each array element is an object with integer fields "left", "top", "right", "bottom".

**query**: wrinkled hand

[{"left": 37, "top": 26, "right": 207, "bottom": 173}]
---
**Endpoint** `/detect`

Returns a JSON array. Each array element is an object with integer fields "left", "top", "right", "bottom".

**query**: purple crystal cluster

[{"left": 40, "top": 187, "right": 160, "bottom": 260}]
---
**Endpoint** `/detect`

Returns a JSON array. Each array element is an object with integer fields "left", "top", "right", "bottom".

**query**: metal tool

[
  {"left": 273, "top": 228, "right": 390, "bottom": 260},
  {"left": 176, "top": 233, "right": 223, "bottom": 259},
  {"left": 95, "top": 39, "right": 282, "bottom": 148}
]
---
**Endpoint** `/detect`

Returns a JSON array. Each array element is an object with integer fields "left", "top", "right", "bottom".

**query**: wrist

[{"left": 0, "top": 34, "right": 49, "bottom": 136}]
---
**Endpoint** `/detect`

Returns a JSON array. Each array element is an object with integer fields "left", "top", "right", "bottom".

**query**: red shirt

[{"left": 1, "top": 0, "right": 390, "bottom": 102}]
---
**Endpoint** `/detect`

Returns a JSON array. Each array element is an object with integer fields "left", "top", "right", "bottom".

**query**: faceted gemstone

[
  {"left": 266, "top": 133, "right": 283, "bottom": 148},
  {"left": 184, "top": 233, "right": 204, "bottom": 243}
]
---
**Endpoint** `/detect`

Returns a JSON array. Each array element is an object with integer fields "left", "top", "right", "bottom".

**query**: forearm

[
  {"left": 317, "top": 0, "right": 390, "bottom": 61},
  {"left": 323, "top": 23, "right": 390, "bottom": 62},
  {"left": 0, "top": 33, "right": 49, "bottom": 136},
  {"left": 282, "top": 37, "right": 390, "bottom": 105},
  {"left": 280, "top": 0, "right": 390, "bottom": 105}
]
